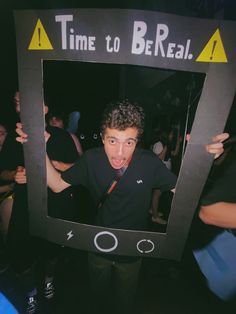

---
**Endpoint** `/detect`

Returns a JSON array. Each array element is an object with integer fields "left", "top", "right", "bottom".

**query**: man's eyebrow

[
  {"left": 106, "top": 136, "right": 137, "bottom": 141},
  {"left": 126, "top": 138, "right": 138, "bottom": 142}
]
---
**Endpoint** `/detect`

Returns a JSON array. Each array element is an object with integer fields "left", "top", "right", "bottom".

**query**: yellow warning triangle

[
  {"left": 28, "top": 19, "right": 53, "bottom": 50},
  {"left": 196, "top": 29, "right": 227, "bottom": 63}
]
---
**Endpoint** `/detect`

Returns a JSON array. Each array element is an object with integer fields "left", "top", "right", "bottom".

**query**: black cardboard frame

[{"left": 14, "top": 9, "right": 236, "bottom": 260}]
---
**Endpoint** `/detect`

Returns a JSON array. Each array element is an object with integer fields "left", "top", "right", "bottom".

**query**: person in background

[
  {"left": 0, "top": 122, "right": 14, "bottom": 273},
  {"left": 0, "top": 123, "right": 8, "bottom": 151},
  {"left": 150, "top": 127, "right": 182, "bottom": 224},
  {"left": 0, "top": 122, "right": 14, "bottom": 241},
  {"left": 48, "top": 111, "right": 83, "bottom": 156},
  {"left": 1, "top": 91, "right": 79, "bottom": 314},
  {"left": 199, "top": 145, "right": 236, "bottom": 229},
  {"left": 194, "top": 141, "right": 236, "bottom": 306},
  {"left": 152, "top": 127, "right": 182, "bottom": 171}
]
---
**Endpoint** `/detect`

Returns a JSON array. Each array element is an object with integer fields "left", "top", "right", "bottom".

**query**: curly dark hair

[{"left": 101, "top": 100, "right": 145, "bottom": 138}]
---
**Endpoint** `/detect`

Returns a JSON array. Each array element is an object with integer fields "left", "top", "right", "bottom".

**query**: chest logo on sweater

[{"left": 136, "top": 179, "right": 143, "bottom": 184}]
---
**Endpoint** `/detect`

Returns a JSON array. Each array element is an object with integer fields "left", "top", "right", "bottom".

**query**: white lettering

[
  {"left": 131, "top": 22, "right": 192, "bottom": 60},
  {"left": 106, "top": 35, "right": 120, "bottom": 53},
  {"left": 55, "top": 15, "right": 73, "bottom": 50},
  {"left": 184, "top": 39, "right": 191, "bottom": 59},
  {"left": 69, "top": 28, "right": 74, "bottom": 50},
  {"left": 106, "top": 35, "right": 113, "bottom": 52},
  {"left": 75, "top": 35, "right": 88, "bottom": 50},
  {"left": 131, "top": 21, "right": 147, "bottom": 55},
  {"left": 175, "top": 44, "right": 184, "bottom": 59},
  {"left": 145, "top": 40, "right": 153, "bottom": 55},
  {"left": 166, "top": 42, "right": 176, "bottom": 58},
  {"left": 113, "top": 37, "right": 120, "bottom": 52},
  {"left": 154, "top": 24, "right": 169, "bottom": 57},
  {"left": 55, "top": 14, "right": 96, "bottom": 51},
  {"left": 88, "top": 36, "right": 96, "bottom": 50},
  {"left": 69, "top": 34, "right": 96, "bottom": 51}
]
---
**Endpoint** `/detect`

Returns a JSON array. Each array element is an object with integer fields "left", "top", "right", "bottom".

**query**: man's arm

[
  {"left": 199, "top": 202, "right": 236, "bottom": 228},
  {"left": 15, "top": 122, "right": 71, "bottom": 193},
  {"left": 158, "top": 145, "right": 167, "bottom": 161},
  {"left": 0, "top": 170, "right": 16, "bottom": 182},
  {"left": 70, "top": 133, "right": 83, "bottom": 156},
  {"left": 0, "top": 184, "right": 14, "bottom": 194},
  {"left": 46, "top": 153, "right": 71, "bottom": 193},
  {"left": 14, "top": 160, "right": 72, "bottom": 192}
]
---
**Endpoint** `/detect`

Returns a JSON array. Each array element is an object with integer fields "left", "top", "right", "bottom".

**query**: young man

[{"left": 16, "top": 100, "right": 228, "bottom": 314}]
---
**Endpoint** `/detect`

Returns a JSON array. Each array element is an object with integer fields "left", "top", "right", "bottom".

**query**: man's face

[
  {"left": 102, "top": 127, "right": 138, "bottom": 169},
  {"left": 14, "top": 91, "right": 20, "bottom": 114},
  {"left": 0, "top": 125, "right": 7, "bottom": 147},
  {"left": 13, "top": 91, "right": 49, "bottom": 116},
  {"left": 49, "top": 116, "right": 64, "bottom": 129}
]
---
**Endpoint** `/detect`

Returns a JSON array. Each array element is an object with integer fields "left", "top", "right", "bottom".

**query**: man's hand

[
  {"left": 16, "top": 122, "right": 51, "bottom": 143},
  {"left": 16, "top": 122, "right": 28, "bottom": 143},
  {"left": 206, "top": 133, "right": 229, "bottom": 159},
  {"left": 14, "top": 166, "right": 27, "bottom": 184}
]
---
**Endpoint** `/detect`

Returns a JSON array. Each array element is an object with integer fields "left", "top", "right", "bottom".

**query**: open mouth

[{"left": 111, "top": 158, "right": 126, "bottom": 169}]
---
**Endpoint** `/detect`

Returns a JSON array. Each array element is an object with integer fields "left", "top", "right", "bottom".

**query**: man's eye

[
  {"left": 125, "top": 141, "right": 134, "bottom": 147},
  {"left": 109, "top": 139, "right": 116, "bottom": 145}
]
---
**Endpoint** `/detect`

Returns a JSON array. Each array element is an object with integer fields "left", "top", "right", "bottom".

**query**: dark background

[{"left": 1, "top": 2, "right": 236, "bottom": 313}]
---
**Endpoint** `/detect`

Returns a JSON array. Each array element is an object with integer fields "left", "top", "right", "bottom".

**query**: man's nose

[{"left": 116, "top": 142, "right": 124, "bottom": 156}]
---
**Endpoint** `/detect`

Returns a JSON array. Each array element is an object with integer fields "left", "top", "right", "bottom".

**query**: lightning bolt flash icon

[{"left": 67, "top": 230, "right": 74, "bottom": 240}]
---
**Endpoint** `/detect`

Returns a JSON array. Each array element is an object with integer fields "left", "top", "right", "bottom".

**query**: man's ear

[{"left": 43, "top": 105, "right": 49, "bottom": 115}]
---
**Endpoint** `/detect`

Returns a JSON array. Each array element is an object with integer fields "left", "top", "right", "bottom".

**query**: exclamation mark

[
  {"left": 38, "top": 27, "right": 41, "bottom": 46},
  {"left": 210, "top": 40, "right": 217, "bottom": 60}
]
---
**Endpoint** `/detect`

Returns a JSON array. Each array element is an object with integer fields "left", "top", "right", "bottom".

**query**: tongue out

[{"left": 112, "top": 158, "right": 125, "bottom": 169}]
